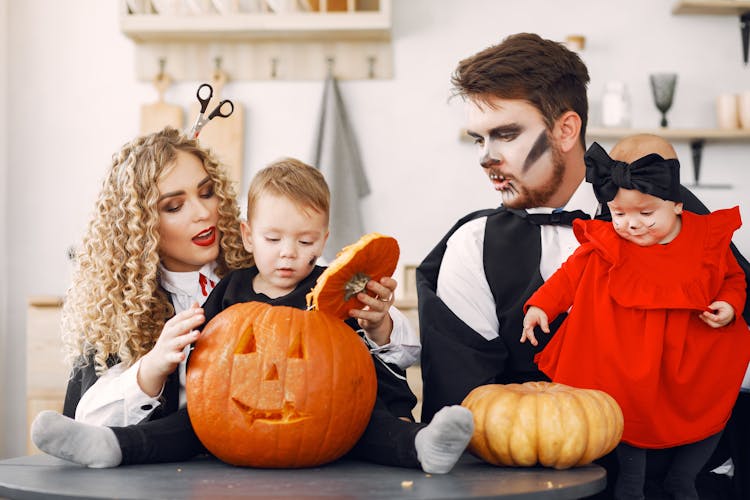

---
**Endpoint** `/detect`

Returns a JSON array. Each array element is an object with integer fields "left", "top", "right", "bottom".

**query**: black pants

[
  {"left": 614, "top": 432, "right": 723, "bottom": 500},
  {"left": 590, "top": 393, "right": 750, "bottom": 500},
  {"left": 112, "top": 355, "right": 423, "bottom": 467}
]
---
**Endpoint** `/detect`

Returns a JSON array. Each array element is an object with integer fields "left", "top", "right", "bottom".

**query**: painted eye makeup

[{"left": 160, "top": 198, "right": 183, "bottom": 213}]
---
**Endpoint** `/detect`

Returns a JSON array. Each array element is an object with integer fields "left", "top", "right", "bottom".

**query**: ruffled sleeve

[
  {"left": 705, "top": 207, "right": 745, "bottom": 314},
  {"left": 573, "top": 218, "right": 621, "bottom": 264}
]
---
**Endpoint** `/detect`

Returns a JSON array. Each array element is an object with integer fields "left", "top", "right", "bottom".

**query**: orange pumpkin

[
  {"left": 461, "top": 381, "right": 623, "bottom": 469},
  {"left": 307, "top": 232, "right": 399, "bottom": 319},
  {"left": 187, "top": 301, "right": 377, "bottom": 467}
]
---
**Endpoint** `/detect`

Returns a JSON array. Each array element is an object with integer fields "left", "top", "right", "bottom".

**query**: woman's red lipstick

[{"left": 192, "top": 226, "right": 216, "bottom": 247}]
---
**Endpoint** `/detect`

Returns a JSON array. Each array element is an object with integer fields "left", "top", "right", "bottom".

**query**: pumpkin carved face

[
  {"left": 187, "top": 301, "right": 377, "bottom": 467},
  {"left": 461, "top": 382, "right": 623, "bottom": 470}
]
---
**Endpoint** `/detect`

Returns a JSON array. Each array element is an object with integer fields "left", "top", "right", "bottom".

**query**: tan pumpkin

[
  {"left": 187, "top": 301, "right": 377, "bottom": 467},
  {"left": 461, "top": 381, "right": 623, "bottom": 469}
]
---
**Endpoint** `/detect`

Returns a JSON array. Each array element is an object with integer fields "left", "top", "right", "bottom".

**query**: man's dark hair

[{"left": 451, "top": 33, "right": 590, "bottom": 147}]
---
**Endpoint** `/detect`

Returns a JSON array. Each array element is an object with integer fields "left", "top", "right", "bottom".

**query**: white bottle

[{"left": 602, "top": 81, "right": 631, "bottom": 128}]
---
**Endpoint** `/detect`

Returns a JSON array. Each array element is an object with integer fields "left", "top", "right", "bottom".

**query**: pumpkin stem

[{"left": 344, "top": 272, "right": 371, "bottom": 301}]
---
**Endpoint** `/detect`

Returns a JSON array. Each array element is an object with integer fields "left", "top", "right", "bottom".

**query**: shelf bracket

[
  {"left": 688, "top": 139, "right": 731, "bottom": 189},
  {"left": 741, "top": 12, "right": 750, "bottom": 65},
  {"left": 689, "top": 139, "right": 705, "bottom": 185}
]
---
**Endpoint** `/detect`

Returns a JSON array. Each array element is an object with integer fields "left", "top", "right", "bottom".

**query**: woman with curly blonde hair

[{"left": 32, "top": 127, "right": 251, "bottom": 464}]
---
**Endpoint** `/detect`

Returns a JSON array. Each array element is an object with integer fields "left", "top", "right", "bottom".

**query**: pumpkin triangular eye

[
  {"left": 235, "top": 325, "right": 256, "bottom": 354},
  {"left": 288, "top": 332, "right": 304, "bottom": 359},
  {"left": 265, "top": 363, "right": 279, "bottom": 381}
]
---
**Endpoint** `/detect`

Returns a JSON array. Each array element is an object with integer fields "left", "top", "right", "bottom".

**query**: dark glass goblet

[{"left": 650, "top": 73, "right": 678, "bottom": 128}]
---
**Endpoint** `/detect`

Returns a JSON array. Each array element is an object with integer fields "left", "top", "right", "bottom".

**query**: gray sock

[
  {"left": 30, "top": 410, "right": 122, "bottom": 468},
  {"left": 414, "top": 405, "right": 474, "bottom": 474}
]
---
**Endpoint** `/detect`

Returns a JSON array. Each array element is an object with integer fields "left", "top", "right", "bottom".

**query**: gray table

[{"left": 0, "top": 453, "right": 606, "bottom": 499}]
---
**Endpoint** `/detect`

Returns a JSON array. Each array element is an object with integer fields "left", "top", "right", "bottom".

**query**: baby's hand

[
  {"left": 521, "top": 306, "right": 549, "bottom": 347},
  {"left": 350, "top": 276, "right": 396, "bottom": 346},
  {"left": 699, "top": 301, "right": 735, "bottom": 328}
]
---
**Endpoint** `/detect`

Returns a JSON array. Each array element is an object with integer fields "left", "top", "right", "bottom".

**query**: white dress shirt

[
  {"left": 436, "top": 181, "right": 600, "bottom": 341},
  {"left": 363, "top": 306, "right": 420, "bottom": 370}
]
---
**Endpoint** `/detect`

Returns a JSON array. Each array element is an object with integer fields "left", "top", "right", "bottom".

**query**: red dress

[{"left": 529, "top": 208, "right": 750, "bottom": 448}]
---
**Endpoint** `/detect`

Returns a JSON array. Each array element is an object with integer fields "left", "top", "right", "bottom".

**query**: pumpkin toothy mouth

[{"left": 232, "top": 398, "right": 311, "bottom": 425}]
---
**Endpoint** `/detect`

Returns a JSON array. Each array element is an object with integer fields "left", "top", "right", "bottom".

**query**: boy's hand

[
  {"left": 350, "top": 276, "right": 397, "bottom": 346},
  {"left": 138, "top": 303, "right": 204, "bottom": 397},
  {"left": 520, "top": 306, "right": 549, "bottom": 347},
  {"left": 699, "top": 301, "right": 735, "bottom": 328}
]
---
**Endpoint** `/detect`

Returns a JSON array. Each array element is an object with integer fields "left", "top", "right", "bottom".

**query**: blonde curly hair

[{"left": 61, "top": 127, "right": 253, "bottom": 373}]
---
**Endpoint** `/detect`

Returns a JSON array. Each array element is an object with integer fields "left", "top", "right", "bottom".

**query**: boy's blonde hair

[
  {"left": 247, "top": 158, "right": 330, "bottom": 222},
  {"left": 62, "top": 127, "right": 253, "bottom": 373}
]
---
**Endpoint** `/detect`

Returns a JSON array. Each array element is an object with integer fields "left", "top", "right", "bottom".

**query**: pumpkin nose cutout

[{"left": 265, "top": 364, "right": 279, "bottom": 381}]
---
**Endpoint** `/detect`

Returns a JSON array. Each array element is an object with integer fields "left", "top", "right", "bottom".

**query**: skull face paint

[
  {"left": 523, "top": 131, "right": 550, "bottom": 173},
  {"left": 466, "top": 98, "right": 566, "bottom": 209}
]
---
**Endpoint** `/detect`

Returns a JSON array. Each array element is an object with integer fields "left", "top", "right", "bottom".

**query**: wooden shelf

[
  {"left": 587, "top": 127, "right": 750, "bottom": 142},
  {"left": 120, "top": 12, "right": 391, "bottom": 42},
  {"left": 672, "top": 0, "right": 750, "bottom": 15},
  {"left": 119, "top": 0, "right": 393, "bottom": 80}
]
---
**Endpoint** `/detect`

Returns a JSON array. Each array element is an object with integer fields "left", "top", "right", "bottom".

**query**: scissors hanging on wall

[{"left": 188, "top": 83, "right": 234, "bottom": 139}]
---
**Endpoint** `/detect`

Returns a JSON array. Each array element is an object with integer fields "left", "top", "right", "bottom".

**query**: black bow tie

[{"left": 526, "top": 209, "right": 591, "bottom": 227}]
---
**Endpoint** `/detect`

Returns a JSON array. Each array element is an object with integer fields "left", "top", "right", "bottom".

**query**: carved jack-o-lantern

[{"left": 187, "top": 301, "right": 377, "bottom": 467}]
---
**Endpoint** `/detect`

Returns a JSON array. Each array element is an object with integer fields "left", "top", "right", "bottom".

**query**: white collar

[
  {"left": 526, "top": 180, "right": 600, "bottom": 217},
  {"left": 159, "top": 261, "right": 220, "bottom": 304}
]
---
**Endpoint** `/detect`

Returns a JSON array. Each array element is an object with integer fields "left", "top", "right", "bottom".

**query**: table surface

[{"left": 0, "top": 453, "right": 605, "bottom": 500}]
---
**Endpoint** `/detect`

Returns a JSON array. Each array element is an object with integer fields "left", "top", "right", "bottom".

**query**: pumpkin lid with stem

[{"left": 306, "top": 232, "right": 399, "bottom": 320}]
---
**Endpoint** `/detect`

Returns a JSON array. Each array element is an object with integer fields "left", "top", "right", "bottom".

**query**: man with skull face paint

[{"left": 417, "top": 33, "right": 750, "bottom": 498}]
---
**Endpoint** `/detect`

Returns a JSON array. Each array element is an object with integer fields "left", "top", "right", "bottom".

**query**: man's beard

[{"left": 502, "top": 145, "right": 566, "bottom": 209}]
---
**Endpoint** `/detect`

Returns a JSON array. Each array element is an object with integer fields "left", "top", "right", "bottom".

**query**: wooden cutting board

[
  {"left": 188, "top": 70, "right": 244, "bottom": 188},
  {"left": 140, "top": 73, "right": 184, "bottom": 135}
]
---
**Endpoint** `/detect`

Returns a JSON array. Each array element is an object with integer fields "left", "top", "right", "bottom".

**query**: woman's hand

[
  {"left": 349, "top": 277, "right": 397, "bottom": 346},
  {"left": 521, "top": 306, "right": 549, "bottom": 346},
  {"left": 700, "top": 301, "right": 735, "bottom": 328},
  {"left": 137, "top": 303, "right": 205, "bottom": 397}
]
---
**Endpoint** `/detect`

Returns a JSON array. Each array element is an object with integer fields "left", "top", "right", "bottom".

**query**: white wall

[
  {"left": 3, "top": 0, "right": 749, "bottom": 457},
  {"left": 0, "top": 0, "right": 8, "bottom": 456}
]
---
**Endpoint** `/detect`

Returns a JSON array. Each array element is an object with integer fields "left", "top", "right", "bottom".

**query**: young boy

[{"left": 33, "top": 158, "right": 474, "bottom": 474}]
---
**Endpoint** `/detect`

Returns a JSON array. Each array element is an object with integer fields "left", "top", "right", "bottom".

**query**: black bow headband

[{"left": 584, "top": 142, "right": 681, "bottom": 203}]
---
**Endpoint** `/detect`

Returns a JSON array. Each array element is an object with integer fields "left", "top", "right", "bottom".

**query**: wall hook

[
  {"left": 367, "top": 56, "right": 376, "bottom": 79},
  {"left": 741, "top": 13, "right": 750, "bottom": 65},
  {"left": 270, "top": 57, "right": 279, "bottom": 79},
  {"left": 326, "top": 57, "right": 335, "bottom": 77}
]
